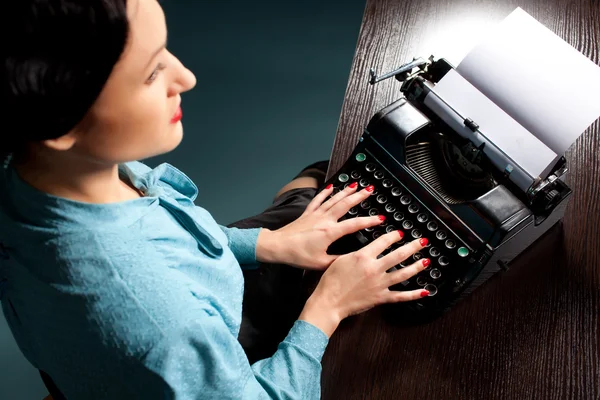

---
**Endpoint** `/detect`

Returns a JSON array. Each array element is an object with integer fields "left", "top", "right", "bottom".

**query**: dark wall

[{"left": 0, "top": 1, "right": 365, "bottom": 398}]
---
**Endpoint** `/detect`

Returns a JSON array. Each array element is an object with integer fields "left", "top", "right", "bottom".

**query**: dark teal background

[{"left": 0, "top": 0, "right": 365, "bottom": 397}]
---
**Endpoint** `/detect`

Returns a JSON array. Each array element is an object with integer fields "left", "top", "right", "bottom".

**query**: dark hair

[{"left": 0, "top": 0, "right": 129, "bottom": 160}]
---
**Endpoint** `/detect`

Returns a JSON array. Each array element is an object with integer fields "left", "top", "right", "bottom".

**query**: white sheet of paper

[
  {"left": 433, "top": 69, "right": 558, "bottom": 179},
  {"left": 456, "top": 7, "right": 600, "bottom": 155}
]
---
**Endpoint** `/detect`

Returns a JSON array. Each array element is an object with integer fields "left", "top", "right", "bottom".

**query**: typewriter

[{"left": 324, "top": 57, "right": 572, "bottom": 319}]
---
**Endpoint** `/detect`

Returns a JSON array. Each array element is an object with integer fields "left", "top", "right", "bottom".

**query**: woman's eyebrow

[{"left": 144, "top": 34, "right": 168, "bottom": 70}]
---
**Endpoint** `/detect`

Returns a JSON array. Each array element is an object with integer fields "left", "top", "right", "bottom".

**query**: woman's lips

[{"left": 171, "top": 106, "right": 182, "bottom": 124}]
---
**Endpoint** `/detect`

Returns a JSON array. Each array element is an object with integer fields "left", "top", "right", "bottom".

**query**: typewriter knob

[{"left": 543, "top": 189, "right": 561, "bottom": 210}]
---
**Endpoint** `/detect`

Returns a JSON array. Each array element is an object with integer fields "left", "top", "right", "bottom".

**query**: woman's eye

[{"left": 147, "top": 63, "right": 166, "bottom": 83}]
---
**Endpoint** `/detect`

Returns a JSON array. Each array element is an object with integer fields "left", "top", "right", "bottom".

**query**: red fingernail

[
  {"left": 326, "top": 184, "right": 333, "bottom": 190},
  {"left": 397, "top": 230, "right": 404, "bottom": 239},
  {"left": 419, "top": 238, "right": 428, "bottom": 247},
  {"left": 378, "top": 215, "right": 386, "bottom": 221},
  {"left": 349, "top": 182, "right": 358, "bottom": 189},
  {"left": 422, "top": 258, "right": 431, "bottom": 268},
  {"left": 420, "top": 290, "right": 430, "bottom": 298},
  {"left": 365, "top": 185, "right": 375, "bottom": 192}
]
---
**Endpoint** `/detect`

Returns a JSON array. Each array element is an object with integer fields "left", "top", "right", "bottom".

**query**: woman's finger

[
  {"left": 360, "top": 229, "right": 404, "bottom": 258},
  {"left": 318, "top": 181, "right": 360, "bottom": 213},
  {"left": 378, "top": 238, "right": 429, "bottom": 271},
  {"left": 304, "top": 183, "right": 335, "bottom": 213},
  {"left": 385, "top": 257, "right": 429, "bottom": 285},
  {"left": 327, "top": 185, "right": 374, "bottom": 219},
  {"left": 385, "top": 287, "right": 431, "bottom": 303},
  {"left": 333, "top": 215, "right": 390, "bottom": 239}
]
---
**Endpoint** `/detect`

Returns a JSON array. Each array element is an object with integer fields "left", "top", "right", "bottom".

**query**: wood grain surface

[{"left": 321, "top": 0, "right": 600, "bottom": 399}]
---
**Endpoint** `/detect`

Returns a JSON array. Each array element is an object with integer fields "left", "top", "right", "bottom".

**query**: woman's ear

[{"left": 41, "top": 132, "right": 77, "bottom": 152}]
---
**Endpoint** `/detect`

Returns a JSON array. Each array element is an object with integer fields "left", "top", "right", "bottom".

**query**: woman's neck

[{"left": 11, "top": 151, "right": 142, "bottom": 204}]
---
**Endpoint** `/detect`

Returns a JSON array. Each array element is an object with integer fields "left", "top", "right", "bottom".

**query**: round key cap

[
  {"left": 427, "top": 221, "right": 439, "bottom": 231},
  {"left": 417, "top": 213, "right": 429, "bottom": 223},
  {"left": 374, "top": 170, "right": 385, "bottom": 180},
  {"left": 436, "top": 230, "right": 448, "bottom": 241},
  {"left": 348, "top": 207, "right": 358, "bottom": 215},
  {"left": 445, "top": 239, "right": 456, "bottom": 249},
  {"left": 424, "top": 284, "right": 438, "bottom": 296},
  {"left": 382, "top": 179, "right": 393, "bottom": 188},
  {"left": 385, "top": 204, "right": 397, "bottom": 213},
  {"left": 376, "top": 195, "right": 387, "bottom": 204},
  {"left": 429, "top": 247, "right": 440, "bottom": 257},
  {"left": 411, "top": 229, "right": 422, "bottom": 238},
  {"left": 360, "top": 200, "right": 370, "bottom": 209},
  {"left": 369, "top": 208, "right": 379, "bottom": 216},
  {"left": 373, "top": 232, "right": 382, "bottom": 240},
  {"left": 356, "top": 153, "right": 367, "bottom": 162},
  {"left": 391, "top": 187, "right": 402, "bottom": 196},
  {"left": 408, "top": 204, "right": 420, "bottom": 214},
  {"left": 338, "top": 173, "right": 349, "bottom": 183},
  {"left": 402, "top": 220, "right": 413, "bottom": 230},
  {"left": 385, "top": 225, "right": 396, "bottom": 233},
  {"left": 359, "top": 178, "right": 370, "bottom": 187},
  {"left": 413, "top": 252, "right": 423, "bottom": 261},
  {"left": 365, "top": 163, "right": 376, "bottom": 172},
  {"left": 417, "top": 276, "right": 427, "bottom": 286},
  {"left": 351, "top": 170, "right": 361, "bottom": 179},
  {"left": 400, "top": 195, "right": 412, "bottom": 205},
  {"left": 393, "top": 212, "right": 405, "bottom": 221},
  {"left": 438, "top": 256, "right": 449, "bottom": 266},
  {"left": 430, "top": 269, "right": 441, "bottom": 279}
]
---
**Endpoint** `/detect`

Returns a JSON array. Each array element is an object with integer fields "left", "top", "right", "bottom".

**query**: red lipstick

[{"left": 171, "top": 106, "right": 182, "bottom": 124}]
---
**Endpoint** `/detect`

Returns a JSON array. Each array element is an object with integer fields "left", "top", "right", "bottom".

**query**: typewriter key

[
  {"left": 350, "top": 170, "right": 361, "bottom": 179},
  {"left": 338, "top": 173, "right": 349, "bottom": 183},
  {"left": 417, "top": 276, "right": 427, "bottom": 286},
  {"left": 369, "top": 208, "right": 379, "bottom": 216},
  {"left": 402, "top": 220, "right": 414, "bottom": 230},
  {"left": 374, "top": 170, "right": 385, "bottom": 180},
  {"left": 408, "top": 204, "right": 420, "bottom": 214},
  {"left": 430, "top": 269, "right": 441, "bottom": 279},
  {"left": 344, "top": 183, "right": 351, "bottom": 189},
  {"left": 429, "top": 247, "right": 441, "bottom": 257},
  {"left": 365, "top": 163, "right": 376, "bottom": 172},
  {"left": 385, "top": 204, "right": 396, "bottom": 213},
  {"left": 393, "top": 212, "right": 405, "bottom": 221},
  {"left": 382, "top": 179, "right": 393, "bottom": 188},
  {"left": 356, "top": 153, "right": 367, "bottom": 162},
  {"left": 385, "top": 225, "right": 396, "bottom": 233},
  {"left": 411, "top": 229, "right": 422, "bottom": 239},
  {"left": 445, "top": 239, "right": 456, "bottom": 249},
  {"left": 360, "top": 200, "right": 370, "bottom": 209},
  {"left": 376, "top": 195, "right": 387, "bottom": 204},
  {"left": 391, "top": 187, "right": 402, "bottom": 196},
  {"left": 458, "top": 247, "right": 470, "bottom": 257},
  {"left": 424, "top": 284, "right": 438, "bottom": 296},
  {"left": 365, "top": 227, "right": 374, "bottom": 232},
  {"left": 348, "top": 207, "right": 358, "bottom": 215},
  {"left": 427, "top": 221, "right": 439, "bottom": 231},
  {"left": 373, "top": 232, "right": 382, "bottom": 240},
  {"left": 436, "top": 230, "right": 448, "bottom": 241},
  {"left": 413, "top": 252, "right": 423, "bottom": 261},
  {"left": 438, "top": 256, "right": 449, "bottom": 266},
  {"left": 359, "top": 179, "right": 370, "bottom": 187},
  {"left": 400, "top": 195, "right": 412, "bottom": 205},
  {"left": 417, "top": 213, "right": 429, "bottom": 223}
]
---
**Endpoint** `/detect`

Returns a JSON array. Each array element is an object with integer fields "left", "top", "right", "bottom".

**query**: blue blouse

[{"left": 0, "top": 160, "right": 328, "bottom": 399}]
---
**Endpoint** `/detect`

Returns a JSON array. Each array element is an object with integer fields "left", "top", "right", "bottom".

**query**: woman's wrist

[
  {"left": 299, "top": 294, "right": 342, "bottom": 338},
  {"left": 255, "top": 228, "right": 280, "bottom": 264}
]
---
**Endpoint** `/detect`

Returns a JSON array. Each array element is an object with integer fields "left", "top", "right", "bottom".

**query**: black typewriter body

[{"left": 324, "top": 58, "right": 572, "bottom": 319}]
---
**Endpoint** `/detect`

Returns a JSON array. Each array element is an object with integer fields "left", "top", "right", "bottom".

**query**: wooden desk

[{"left": 322, "top": 1, "right": 600, "bottom": 398}]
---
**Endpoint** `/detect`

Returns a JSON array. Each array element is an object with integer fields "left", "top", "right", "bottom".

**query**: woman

[{"left": 0, "top": 0, "right": 430, "bottom": 398}]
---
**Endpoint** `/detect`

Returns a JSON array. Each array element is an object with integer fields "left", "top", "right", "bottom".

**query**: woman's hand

[
  {"left": 256, "top": 183, "right": 386, "bottom": 270},
  {"left": 299, "top": 233, "right": 430, "bottom": 337}
]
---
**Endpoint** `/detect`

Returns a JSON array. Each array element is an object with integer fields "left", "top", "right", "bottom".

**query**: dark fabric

[
  {"left": 229, "top": 186, "right": 318, "bottom": 363},
  {"left": 292, "top": 160, "right": 329, "bottom": 187}
]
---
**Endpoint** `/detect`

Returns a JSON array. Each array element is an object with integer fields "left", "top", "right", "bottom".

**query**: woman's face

[{"left": 64, "top": 0, "right": 197, "bottom": 164}]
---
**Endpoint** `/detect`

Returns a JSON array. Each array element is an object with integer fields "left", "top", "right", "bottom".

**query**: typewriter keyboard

[{"left": 329, "top": 152, "right": 471, "bottom": 297}]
